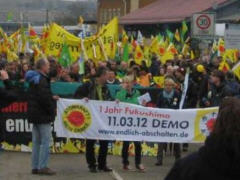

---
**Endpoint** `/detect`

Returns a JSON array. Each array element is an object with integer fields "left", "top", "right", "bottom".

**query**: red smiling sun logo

[
  {"left": 206, "top": 118, "right": 216, "bottom": 132},
  {"left": 67, "top": 111, "right": 85, "bottom": 127}
]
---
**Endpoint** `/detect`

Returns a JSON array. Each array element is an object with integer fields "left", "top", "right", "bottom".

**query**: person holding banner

[
  {"left": 25, "top": 59, "right": 59, "bottom": 176},
  {"left": 0, "top": 69, "right": 18, "bottom": 150},
  {"left": 116, "top": 75, "right": 145, "bottom": 172},
  {"left": 165, "top": 97, "right": 240, "bottom": 180},
  {"left": 74, "top": 67, "right": 113, "bottom": 173},
  {"left": 0, "top": 70, "right": 17, "bottom": 109},
  {"left": 155, "top": 78, "right": 181, "bottom": 166}
]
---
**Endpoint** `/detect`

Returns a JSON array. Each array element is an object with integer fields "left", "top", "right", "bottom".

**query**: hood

[
  {"left": 25, "top": 70, "right": 41, "bottom": 84},
  {"left": 199, "top": 134, "right": 240, "bottom": 176}
]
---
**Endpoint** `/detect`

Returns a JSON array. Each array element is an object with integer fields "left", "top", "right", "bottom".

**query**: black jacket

[
  {"left": 0, "top": 80, "right": 17, "bottom": 109},
  {"left": 165, "top": 134, "right": 240, "bottom": 180},
  {"left": 203, "top": 82, "right": 233, "bottom": 107},
  {"left": 27, "top": 72, "right": 56, "bottom": 124},
  {"left": 157, "top": 90, "right": 180, "bottom": 109},
  {"left": 74, "top": 80, "right": 112, "bottom": 101}
]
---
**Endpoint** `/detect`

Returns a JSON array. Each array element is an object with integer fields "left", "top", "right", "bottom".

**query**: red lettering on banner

[
  {"left": 124, "top": 107, "right": 170, "bottom": 119},
  {"left": 1, "top": 102, "right": 28, "bottom": 113}
]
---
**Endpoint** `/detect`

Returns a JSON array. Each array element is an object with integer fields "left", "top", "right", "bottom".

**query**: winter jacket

[
  {"left": 177, "top": 77, "right": 198, "bottom": 109},
  {"left": 115, "top": 88, "right": 140, "bottom": 105},
  {"left": 26, "top": 71, "right": 56, "bottom": 124},
  {"left": 74, "top": 79, "right": 112, "bottom": 101},
  {"left": 0, "top": 80, "right": 17, "bottom": 109},
  {"left": 203, "top": 82, "right": 233, "bottom": 107},
  {"left": 157, "top": 90, "right": 180, "bottom": 109},
  {"left": 165, "top": 134, "right": 240, "bottom": 180}
]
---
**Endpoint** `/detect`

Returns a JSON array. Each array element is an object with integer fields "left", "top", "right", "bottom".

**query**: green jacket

[{"left": 115, "top": 88, "right": 140, "bottom": 105}]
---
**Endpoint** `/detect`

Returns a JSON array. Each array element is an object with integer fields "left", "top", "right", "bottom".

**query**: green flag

[
  {"left": 157, "top": 33, "right": 162, "bottom": 42},
  {"left": 122, "top": 43, "right": 129, "bottom": 62},
  {"left": 78, "top": 53, "right": 85, "bottom": 75},
  {"left": 59, "top": 43, "right": 72, "bottom": 68},
  {"left": 181, "top": 21, "right": 188, "bottom": 43},
  {"left": 115, "top": 45, "right": 121, "bottom": 62},
  {"left": 166, "top": 29, "right": 174, "bottom": 42},
  {"left": 7, "top": 12, "right": 13, "bottom": 22}
]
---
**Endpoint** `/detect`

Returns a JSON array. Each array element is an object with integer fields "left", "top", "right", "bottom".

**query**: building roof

[{"left": 120, "top": 0, "right": 229, "bottom": 24}]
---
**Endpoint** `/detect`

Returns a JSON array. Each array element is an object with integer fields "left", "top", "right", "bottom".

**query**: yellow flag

[
  {"left": 134, "top": 45, "right": 144, "bottom": 65},
  {"left": 167, "top": 43, "right": 178, "bottom": 55},
  {"left": 122, "top": 30, "right": 129, "bottom": 44},
  {"left": 153, "top": 76, "right": 165, "bottom": 88},
  {"left": 144, "top": 45, "right": 151, "bottom": 67},
  {"left": 191, "top": 50, "right": 195, "bottom": 60},
  {"left": 45, "top": 23, "right": 81, "bottom": 61},
  {"left": 218, "top": 60, "right": 230, "bottom": 73},
  {"left": 175, "top": 29, "right": 180, "bottom": 42},
  {"left": 150, "top": 36, "right": 158, "bottom": 54},
  {"left": 161, "top": 51, "right": 174, "bottom": 64},
  {"left": 232, "top": 62, "right": 240, "bottom": 80},
  {"left": 7, "top": 49, "right": 18, "bottom": 62},
  {"left": 182, "top": 43, "right": 190, "bottom": 56},
  {"left": 79, "top": 16, "right": 84, "bottom": 25},
  {"left": 84, "top": 39, "right": 94, "bottom": 60},
  {"left": 97, "top": 17, "right": 118, "bottom": 60},
  {"left": 218, "top": 38, "right": 225, "bottom": 54}
]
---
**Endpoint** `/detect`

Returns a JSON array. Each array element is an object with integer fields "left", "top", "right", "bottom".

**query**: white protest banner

[{"left": 56, "top": 98, "right": 218, "bottom": 143}]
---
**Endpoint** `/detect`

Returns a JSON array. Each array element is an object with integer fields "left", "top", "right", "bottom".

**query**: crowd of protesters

[
  {"left": 1, "top": 51, "right": 239, "bottom": 107},
  {"left": 1, "top": 48, "right": 240, "bottom": 176}
]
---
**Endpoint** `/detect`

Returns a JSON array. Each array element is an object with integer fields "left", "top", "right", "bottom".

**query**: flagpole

[
  {"left": 81, "top": 39, "right": 88, "bottom": 60},
  {"left": 98, "top": 37, "right": 108, "bottom": 61}
]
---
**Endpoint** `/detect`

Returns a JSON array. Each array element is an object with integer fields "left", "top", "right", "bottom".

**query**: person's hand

[
  {"left": 83, "top": 97, "right": 89, "bottom": 103},
  {"left": 205, "top": 101, "right": 210, "bottom": 107},
  {"left": 121, "top": 82, "right": 127, "bottom": 89},
  {"left": 53, "top": 95, "right": 60, "bottom": 101},
  {"left": 0, "top": 70, "right": 9, "bottom": 81},
  {"left": 141, "top": 100, "right": 147, "bottom": 106},
  {"left": 115, "top": 99, "right": 120, "bottom": 104},
  {"left": 90, "top": 68, "right": 96, "bottom": 75}
]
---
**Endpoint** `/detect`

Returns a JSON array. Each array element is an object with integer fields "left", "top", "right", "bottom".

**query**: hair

[
  {"left": 212, "top": 97, "right": 240, "bottom": 137},
  {"left": 212, "top": 69, "right": 225, "bottom": 82},
  {"left": 122, "top": 75, "right": 134, "bottom": 83},
  {"left": 35, "top": 59, "right": 47, "bottom": 70},
  {"left": 95, "top": 66, "right": 108, "bottom": 77},
  {"left": 164, "top": 78, "right": 175, "bottom": 86}
]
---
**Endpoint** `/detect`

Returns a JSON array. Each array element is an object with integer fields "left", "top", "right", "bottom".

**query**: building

[
  {"left": 97, "top": 0, "right": 157, "bottom": 26},
  {"left": 119, "top": 0, "right": 240, "bottom": 37}
]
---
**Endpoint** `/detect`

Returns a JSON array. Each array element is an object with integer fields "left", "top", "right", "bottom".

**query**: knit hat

[{"left": 196, "top": 64, "right": 205, "bottom": 73}]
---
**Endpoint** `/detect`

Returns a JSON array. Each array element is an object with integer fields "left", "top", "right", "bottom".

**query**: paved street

[{"left": 0, "top": 144, "right": 201, "bottom": 180}]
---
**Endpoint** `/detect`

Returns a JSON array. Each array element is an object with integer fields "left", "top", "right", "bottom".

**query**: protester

[
  {"left": 202, "top": 70, "right": 233, "bottom": 107},
  {"left": 165, "top": 97, "right": 240, "bottom": 180},
  {"left": 0, "top": 70, "right": 17, "bottom": 109},
  {"left": 69, "top": 62, "right": 81, "bottom": 82},
  {"left": 74, "top": 67, "right": 112, "bottom": 173},
  {"left": 155, "top": 78, "right": 181, "bottom": 166},
  {"left": 1, "top": 20, "right": 240, "bottom": 178},
  {"left": 25, "top": 59, "right": 59, "bottom": 175},
  {"left": 116, "top": 75, "right": 145, "bottom": 172},
  {"left": 106, "top": 70, "right": 120, "bottom": 85},
  {"left": 138, "top": 67, "right": 152, "bottom": 87}
]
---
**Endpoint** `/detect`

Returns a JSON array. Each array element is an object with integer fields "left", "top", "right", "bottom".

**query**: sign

[
  {"left": 225, "top": 24, "right": 240, "bottom": 49},
  {"left": 192, "top": 13, "right": 215, "bottom": 39},
  {"left": 56, "top": 98, "right": 219, "bottom": 143},
  {"left": 0, "top": 84, "right": 174, "bottom": 155}
]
